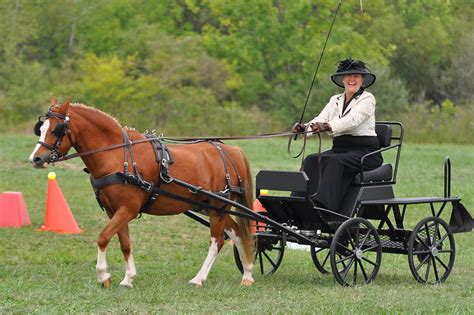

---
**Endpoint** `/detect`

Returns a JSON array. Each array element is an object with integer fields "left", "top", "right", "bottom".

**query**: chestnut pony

[{"left": 29, "top": 97, "right": 255, "bottom": 288}]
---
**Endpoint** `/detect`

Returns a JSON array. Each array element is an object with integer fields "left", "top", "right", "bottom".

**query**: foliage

[
  {"left": 399, "top": 102, "right": 474, "bottom": 144},
  {"left": 0, "top": 0, "right": 472, "bottom": 140}
]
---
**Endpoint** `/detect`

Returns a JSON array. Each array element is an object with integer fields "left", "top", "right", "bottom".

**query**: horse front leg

[
  {"left": 189, "top": 212, "right": 225, "bottom": 287},
  {"left": 117, "top": 224, "right": 137, "bottom": 288},
  {"left": 96, "top": 207, "right": 137, "bottom": 288}
]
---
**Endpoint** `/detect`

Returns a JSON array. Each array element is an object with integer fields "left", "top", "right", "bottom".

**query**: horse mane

[{"left": 70, "top": 103, "right": 124, "bottom": 129}]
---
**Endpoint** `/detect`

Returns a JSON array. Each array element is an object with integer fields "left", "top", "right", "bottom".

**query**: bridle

[{"left": 34, "top": 108, "right": 74, "bottom": 163}]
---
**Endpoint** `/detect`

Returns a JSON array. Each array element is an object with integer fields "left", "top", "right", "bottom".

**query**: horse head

[{"left": 29, "top": 96, "right": 74, "bottom": 168}]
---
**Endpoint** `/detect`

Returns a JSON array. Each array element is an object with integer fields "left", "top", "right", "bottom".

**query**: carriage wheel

[
  {"left": 234, "top": 231, "right": 286, "bottom": 276},
  {"left": 330, "top": 218, "right": 382, "bottom": 286},
  {"left": 311, "top": 244, "right": 333, "bottom": 274},
  {"left": 407, "top": 216, "right": 455, "bottom": 284}
]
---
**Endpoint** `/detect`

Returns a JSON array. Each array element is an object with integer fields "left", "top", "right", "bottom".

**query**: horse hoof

[
  {"left": 240, "top": 279, "right": 255, "bottom": 287},
  {"left": 101, "top": 278, "right": 111, "bottom": 289},
  {"left": 119, "top": 284, "right": 133, "bottom": 289},
  {"left": 189, "top": 280, "right": 203, "bottom": 288}
]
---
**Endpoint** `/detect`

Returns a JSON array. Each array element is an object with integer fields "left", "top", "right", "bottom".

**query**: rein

[
  {"left": 57, "top": 130, "right": 317, "bottom": 162},
  {"left": 57, "top": 137, "right": 160, "bottom": 161}
]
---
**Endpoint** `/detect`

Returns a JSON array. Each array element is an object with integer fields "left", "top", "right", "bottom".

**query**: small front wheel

[
  {"left": 407, "top": 216, "right": 455, "bottom": 284},
  {"left": 234, "top": 231, "right": 286, "bottom": 276},
  {"left": 310, "top": 245, "right": 331, "bottom": 274},
  {"left": 330, "top": 218, "right": 382, "bottom": 286}
]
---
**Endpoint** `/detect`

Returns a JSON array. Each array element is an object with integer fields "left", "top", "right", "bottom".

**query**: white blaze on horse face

[
  {"left": 189, "top": 237, "right": 219, "bottom": 286},
  {"left": 29, "top": 119, "right": 50, "bottom": 162},
  {"left": 226, "top": 229, "right": 254, "bottom": 284}
]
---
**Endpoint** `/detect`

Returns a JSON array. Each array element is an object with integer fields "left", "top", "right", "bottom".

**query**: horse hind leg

[
  {"left": 224, "top": 216, "right": 255, "bottom": 287},
  {"left": 117, "top": 224, "right": 137, "bottom": 288},
  {"left": 189, "top": 211, "right": 226, "bottom": 287}
]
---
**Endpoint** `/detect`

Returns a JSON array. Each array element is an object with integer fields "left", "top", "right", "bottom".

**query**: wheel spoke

[
  {"left": 432, "top": 222, "right": 439, "bottom": 245},
  {"left": 424, "top": 223, "right": 432, "bottom": 246},
  {"left": 412, "top": 250, "right": 430, "bottom": 255},
  {"left": 262, "top": 250, "right": 276, "bottom": 268},
  {"left": 358, "top": 260, "right": 368, "bottom": 282},
  {"left": 415, "top": 254, "right": 431, "bottom": 272},
  {"left": 435, "top": 256, "right": 449, "bottom": 271},
  {"left": 322, "top": 251, "right": 330, "bottom": 267},
  {"left": 355, "top": 225, "right": 360, "bottom": 248},
  {"left": 345, "top": 228, "right": 356, "bottom": 249},
  {"left": 337, "top": 254, "right": 347, "bottom": 268},
  {"left": 424, "top": 257, "right": 432, "bottom": 282},
  {"left": 336, "top": 242, "right": 352, "bottom": 254},
  {"left": 341, "top": 258, "right": 355, "bottom": 280},
  {"left": 314, "top": 247, "right": 325, "bottom": 254},
  {"left": 438, "top": 232, "right": 449, "bottom": 244},
  {"left": 432, "top": 256, "right": 439, "bottom": 282},
  {"left": 362, "top": 244, "right": 379, "bottom": 253},
  {"left": 353, "top": 258, "right": 358, "bottom": 285},
  {"left": 258, "top": 252, "right": 264, "bottom": 273},
  {"left": 270, "top": 246, "right": 282, "bottom": 251},
  {"left": 361, "top": 256, "right": 377, "bottom": 267},
  {"left": 416, "top": 235, "right": 430, "bottom": 249},
  {"left": 359, "top": 230, "right": 372, "bottom": 247},
  {"left": 335, "top": 254, "right": 354, "bottom": 265}
]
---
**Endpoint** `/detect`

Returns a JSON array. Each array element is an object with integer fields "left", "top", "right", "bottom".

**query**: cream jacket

[{"left": 307, "top": 91, "right": 377, "bottom": 137}]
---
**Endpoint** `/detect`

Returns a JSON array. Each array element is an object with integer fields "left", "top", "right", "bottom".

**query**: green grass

[{"left": 0, "top": 134, "right": 473, "bottom": 313}]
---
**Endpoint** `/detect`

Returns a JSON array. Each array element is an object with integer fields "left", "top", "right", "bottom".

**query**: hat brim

[{"left": 331, "top": 71, "right": 376, "bottom": 88}]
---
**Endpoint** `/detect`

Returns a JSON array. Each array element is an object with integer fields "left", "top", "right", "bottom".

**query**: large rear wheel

[{"left": 407, "top": 216, "right": 455, "bottom": 284}]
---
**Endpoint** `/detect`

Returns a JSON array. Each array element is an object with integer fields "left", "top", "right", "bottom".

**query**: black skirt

[{"left": 300, "top": 135, "right": 382, "bottom": 211}]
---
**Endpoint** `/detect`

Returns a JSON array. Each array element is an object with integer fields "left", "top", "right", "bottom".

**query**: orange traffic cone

[
  {"left": 38, "top": 172, "right": 82, "bottom": 234},
  {"left": 0, "top": 192, "right": 31, "bottom": 227},
  {"left": 251, "top": 190, "right": 268, "bottom": 234}
]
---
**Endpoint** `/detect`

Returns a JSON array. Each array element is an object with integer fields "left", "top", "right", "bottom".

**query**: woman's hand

[
  {"left": 310, "top": 122, "right": 331, "bottom": 133},
  {"left": 292, "top": 123, "right": 306, "bottom": 133}
]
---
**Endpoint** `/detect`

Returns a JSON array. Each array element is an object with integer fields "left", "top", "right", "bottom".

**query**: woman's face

[{"left": 342, "top": 74, "right": 364, "bottom": 94}]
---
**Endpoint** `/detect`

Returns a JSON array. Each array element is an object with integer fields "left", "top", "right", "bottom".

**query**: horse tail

[{"left": 235, "top": 150, "right": 255, "bottom": 264}]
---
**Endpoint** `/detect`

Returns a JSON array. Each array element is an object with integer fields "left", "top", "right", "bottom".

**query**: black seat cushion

[
  {"left": 354, "top": 163, "right": 393, "bottom": 184},
  {"left": 375, "top": 124, "right": 392, "bottom": 147}
]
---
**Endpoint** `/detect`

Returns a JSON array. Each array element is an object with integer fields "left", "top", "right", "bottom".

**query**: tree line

[{"left": 0, "top": 0, "right": 472, "bottom": 142}]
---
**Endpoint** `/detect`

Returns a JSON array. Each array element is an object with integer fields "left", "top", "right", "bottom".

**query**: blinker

[
  {"left": 34, "top": 116, "right": 46, "bottom": 136},
  {"left": 53, "top": 123, "right": 66, "bottom": 137}
]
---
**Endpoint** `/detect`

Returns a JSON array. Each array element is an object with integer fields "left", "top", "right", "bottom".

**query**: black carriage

[{"left": 229, "top": 121, "right": 473, "bottom": 286}]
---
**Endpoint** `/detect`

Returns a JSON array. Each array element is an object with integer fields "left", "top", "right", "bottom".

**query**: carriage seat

[
  {"left": 354, "top": 124, "right": 393, "bottom": 185},
  {"left": 354, "top": 164, "right": 393, "bottom": 184}
]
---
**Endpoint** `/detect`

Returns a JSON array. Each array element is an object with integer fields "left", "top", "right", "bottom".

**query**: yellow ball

[{"left": 48, "top": 172, "right": 56, "bottom": 180}]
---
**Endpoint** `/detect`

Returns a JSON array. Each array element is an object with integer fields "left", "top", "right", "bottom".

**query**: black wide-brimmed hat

[{"left": 331, "top": 58, "right": 376, "bottom": 88}]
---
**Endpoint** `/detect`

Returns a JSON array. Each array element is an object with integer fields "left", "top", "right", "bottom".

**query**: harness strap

[
  {"left": 140, "top": 135, "right": 174, "bottom": 213},
  {"left": 90, "top": 173, "right": 125, "bottom": 189},
  {"left": 219, "top": 144, "right": 243, "bottom": 192},
  {"left": 208, "top": 141, "right": 243, "bottom": 196}
]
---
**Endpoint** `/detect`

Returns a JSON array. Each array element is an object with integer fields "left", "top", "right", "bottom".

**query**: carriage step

[
  {"left": 363, "top": 237, "right": 405, "bottom": 251},
  {"left": 380, "top": 239, "right": 405, "bottom": 250}
]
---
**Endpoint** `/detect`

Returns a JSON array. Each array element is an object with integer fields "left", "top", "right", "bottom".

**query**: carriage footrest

[{"left": 360, "top": 196, "right": 461, "bottom": 206}]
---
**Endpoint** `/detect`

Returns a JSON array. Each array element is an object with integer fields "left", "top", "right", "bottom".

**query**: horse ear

[
  {"left": 51, "top": 96, "right": 59, "bottom": 106},
  {"left": 60, "top": 96, "right": 72, "bottom": 114}
]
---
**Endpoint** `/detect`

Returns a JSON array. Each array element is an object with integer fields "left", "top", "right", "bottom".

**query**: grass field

[{"left": 0, "top": 134, "right": 473, "bottom": 313}]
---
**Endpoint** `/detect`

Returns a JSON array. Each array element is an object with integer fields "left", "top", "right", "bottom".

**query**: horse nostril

[{"left": 33, "top": 156, "right": 43, "bottom": 165}]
